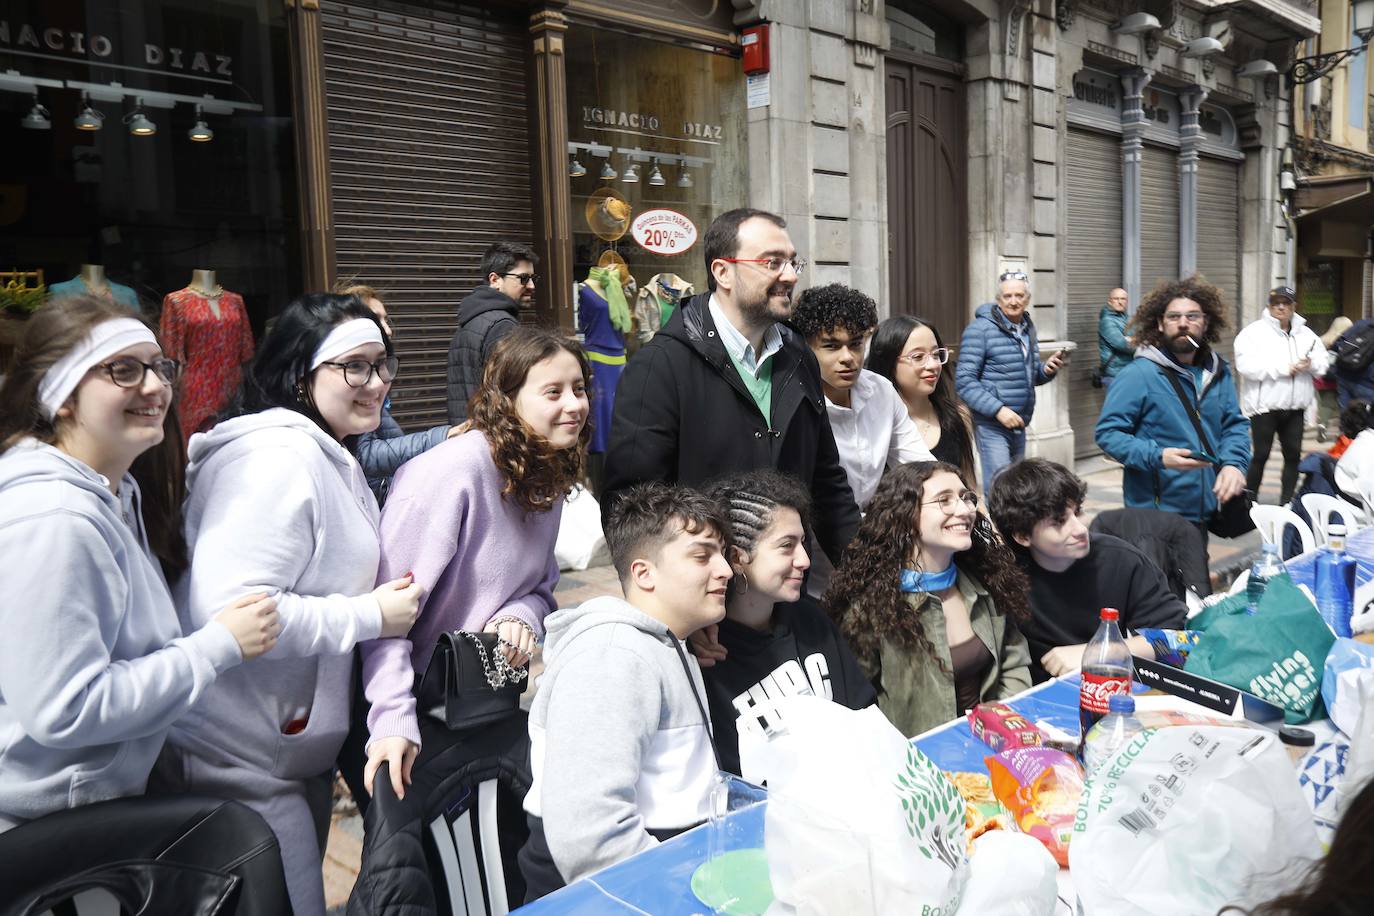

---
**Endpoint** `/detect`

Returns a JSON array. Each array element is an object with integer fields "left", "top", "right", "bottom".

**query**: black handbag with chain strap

[{"left": 416, "top": 631, "right": 529, "bottom": 732}]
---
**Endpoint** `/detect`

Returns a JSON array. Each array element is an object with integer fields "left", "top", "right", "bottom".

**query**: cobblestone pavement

[{"left": 323, "top": 430, "right": 1321, "bottom": 908}]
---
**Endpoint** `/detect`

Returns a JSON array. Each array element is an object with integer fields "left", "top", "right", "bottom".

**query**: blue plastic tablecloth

[
  {"left": 1285, "top": 521, "right": 1374, "bottom": 593},
  {"left": 514, "top": 677, "right": 1084, "bottom": 914}
]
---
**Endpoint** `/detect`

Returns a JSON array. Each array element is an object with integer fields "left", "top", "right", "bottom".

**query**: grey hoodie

[
  {"left": 525, "top": 596, "right": 717, "bottom": 884},
  {"left": 0, "top": 440, "right": 241, "bottom": 830},
  {"left": 167, "top": 408, "right": 383, "bottom": 779}
]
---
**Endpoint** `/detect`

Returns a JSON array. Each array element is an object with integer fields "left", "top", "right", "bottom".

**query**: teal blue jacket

[
  {"left": 1095, "top": 347, "right": 1251, "bottom": 522},
  {"left": 1098, "top": 307, "right": 1133, "bottom": 377}
]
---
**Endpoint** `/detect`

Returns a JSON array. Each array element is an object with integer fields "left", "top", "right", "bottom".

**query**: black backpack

[{"left": 1336, "top": 322, "right": 1374, "bottom": 373}]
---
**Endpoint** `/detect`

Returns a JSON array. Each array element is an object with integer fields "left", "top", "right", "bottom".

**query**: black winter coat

[
  {"left": 602, "top": 293, "right": 861, "bottom": 564},
  {"left": 445, "top": 286, "right": 520, "bottom": 423}
]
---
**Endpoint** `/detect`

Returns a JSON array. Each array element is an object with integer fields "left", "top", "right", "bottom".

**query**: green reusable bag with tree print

[{"left": 1185, "top": 574, "right": 1336, "bottom": 723}]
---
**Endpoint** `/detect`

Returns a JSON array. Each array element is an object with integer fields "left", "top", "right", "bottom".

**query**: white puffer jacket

[{"left": 1232, "top": 310, "right": 1330, "bottom": 417}]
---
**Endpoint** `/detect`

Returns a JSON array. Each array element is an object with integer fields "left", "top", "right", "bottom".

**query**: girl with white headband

[
  {"left": 152, "top": 293, "right": 423, "bottom": 916},
  {"left": 0, "top": 295, "right": 280, "bottom": 831}
]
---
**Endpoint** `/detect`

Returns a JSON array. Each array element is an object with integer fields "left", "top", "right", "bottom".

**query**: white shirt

[
  {"left": 1336, "top": 429, "right": 1374, "bottom": 498},
  {"left": 826, "top": 369, "right": 934, "bottom": 508},
  {"left": 708, "top": 295, "right": 782, "bottom": 378}
]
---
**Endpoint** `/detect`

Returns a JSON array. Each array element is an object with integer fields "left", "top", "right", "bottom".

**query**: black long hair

[
  {"left": 223, "top": 293, "right": 390, "bottom": 447},
  {"left": 866, "top": 315, "right": 976, "bottom": 483}
]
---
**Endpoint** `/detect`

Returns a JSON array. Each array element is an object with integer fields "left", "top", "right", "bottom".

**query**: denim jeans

[{"left": 974, "top": 420, "right": 1026, "bottom": 495}]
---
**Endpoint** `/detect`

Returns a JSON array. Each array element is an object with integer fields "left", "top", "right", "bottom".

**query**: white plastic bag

[
  {"left": 956, "top": 831, "right": 1060, "bottom": 916},
  {"left": 1070, "top": 726, "right": 1320, "bottom": 916},
  {"left": 744, "top": 697, "right": 970, "bottom": 915},
  {"left": 554, "top": 484, "right": 608, "bottom": 571}
]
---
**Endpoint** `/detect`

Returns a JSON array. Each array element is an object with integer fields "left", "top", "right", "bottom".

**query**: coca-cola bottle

[{"left": 1078, "top": 607, "right": 1134, "bottom": 760}]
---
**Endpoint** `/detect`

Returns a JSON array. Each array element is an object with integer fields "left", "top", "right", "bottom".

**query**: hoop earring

[{"left": 737, "top": 572, "right": 748, "bottom": 595}]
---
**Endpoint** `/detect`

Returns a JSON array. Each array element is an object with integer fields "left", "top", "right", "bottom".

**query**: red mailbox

[{"left": 741, "top": 24, "right": 769, "bottom": 75}]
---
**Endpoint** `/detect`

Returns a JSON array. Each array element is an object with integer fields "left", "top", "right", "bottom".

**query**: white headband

[
  {"left": 38, "top": 318, "right": 158, "bottom": 419},
  {"left": 310, "top": 318, "right": 384, "bottom": 370}
]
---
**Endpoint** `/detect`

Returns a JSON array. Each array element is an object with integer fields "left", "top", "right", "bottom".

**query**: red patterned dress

[{"left": 159, "top": 288, "right": 255, "bottom": 442}]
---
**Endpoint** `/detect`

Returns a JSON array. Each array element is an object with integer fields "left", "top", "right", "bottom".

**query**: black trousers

[{"left": 1246, "top": 408, "right": 1305, "bottom": 504}]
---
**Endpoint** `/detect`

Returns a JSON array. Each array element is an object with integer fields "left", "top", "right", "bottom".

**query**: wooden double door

[{"left": 885, "top": 54, "right": 967, "bottom": 344}]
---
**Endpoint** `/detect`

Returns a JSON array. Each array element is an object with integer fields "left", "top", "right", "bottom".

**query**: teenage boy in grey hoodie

[{"left": 519, "top": 483, "right": 733, "bottom": 902}]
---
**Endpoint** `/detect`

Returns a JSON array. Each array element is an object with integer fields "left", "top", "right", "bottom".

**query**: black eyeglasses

[
  {"left": 501, "top": 273, "right": 539, "bottom": 286},
  {"left": 94, "top": 356, "right": 180, "bottom": 388},
  {"left": 320, "top": 356, "right": 399, "bottom": 388}
]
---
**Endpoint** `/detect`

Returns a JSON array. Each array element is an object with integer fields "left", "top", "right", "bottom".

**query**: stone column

[
  {"left": 284, "top": 0, "right": 335, "bottom": 291},
  {"left": 1178, "top": 85, "right": 1209, "bottom": 277},
  {"left": 1119, "top": 68, "right": 1152, "bottom": 313},
  {"left": 529, "top": 7, "right": 573, "bottom": 329}
]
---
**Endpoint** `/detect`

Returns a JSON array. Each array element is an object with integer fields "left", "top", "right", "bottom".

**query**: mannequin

[
  {"left": 188, "top": 269, "right": 224, "bottom": 319},
  {"left": 48, "top": 264, "right": 141, "bottom": 312},
  {"left": 579, "top": 257, "right": 633, "bottom": 495},
  {"left": 160, "top": 269, "right": 254, "bottom": 441}
]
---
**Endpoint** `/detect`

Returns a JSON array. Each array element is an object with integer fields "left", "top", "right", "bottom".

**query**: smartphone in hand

[{"left": 1189, "top": 449, "right": 1221, "bottom": 465}]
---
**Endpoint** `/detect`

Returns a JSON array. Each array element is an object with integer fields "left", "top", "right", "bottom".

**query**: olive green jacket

[{"left": 856, "top": 570, "right": 1032, "bottom": 739}]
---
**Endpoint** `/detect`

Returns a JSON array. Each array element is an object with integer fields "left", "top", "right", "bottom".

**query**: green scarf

[{"left": 588, "top": 266, "right": 632, "bottom": 333}]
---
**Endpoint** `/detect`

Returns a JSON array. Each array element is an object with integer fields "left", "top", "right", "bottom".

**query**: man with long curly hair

[{"left": 1095, "top": 274, "right": 1250, "bottom": 544}]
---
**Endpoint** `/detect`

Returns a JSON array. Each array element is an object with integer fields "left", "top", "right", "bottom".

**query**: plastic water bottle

[
  {"left": 1315, "top": 525, "right": 1357, "bottom": 637},
  {"left": 1078, "top": 608, "right": 1134, "bottom": 761},
  {"left": 1246, "top": 543, "right": 1287, "bottom": 614},
  {"left": 1084, "top": 694, "right": 1145, "bottom": 775}
]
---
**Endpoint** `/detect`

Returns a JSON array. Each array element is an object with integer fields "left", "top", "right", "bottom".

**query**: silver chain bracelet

[{"left": 457, "top": 630, "right": 529, "bottom": 690}]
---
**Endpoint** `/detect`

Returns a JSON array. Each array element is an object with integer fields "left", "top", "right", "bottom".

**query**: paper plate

[{"left": 690, "top": 848, "right": 774, "bottom": 916}]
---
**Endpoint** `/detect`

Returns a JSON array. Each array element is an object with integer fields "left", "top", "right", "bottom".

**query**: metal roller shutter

[
  {"left": 321, "top": 1, "right": 532, "bottom": 429},
  {"left": 1196, "top": 156, "right": 1242, "bottom": 358},
  {"left": 1065, "top": 129, "right": 1122, "bottom": 459},
  {"left": 1140, "top": 144, "right": 1180, "bottom": 294}
]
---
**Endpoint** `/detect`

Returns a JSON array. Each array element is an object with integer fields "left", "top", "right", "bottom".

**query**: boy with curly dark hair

[
  {"left": 789, "top": 284, "right": 932, "bottom": 593},
  {"left": 987, "top": 459, "right": 1185, "bottom": 683},
  {"left": 1095, "top": 273, "right": 1250, "bottom": 543}
]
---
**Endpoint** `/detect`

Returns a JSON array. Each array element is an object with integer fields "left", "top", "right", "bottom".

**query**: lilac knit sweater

[{"left": 361, "top": 429, "right": 561, "bottom": 746}]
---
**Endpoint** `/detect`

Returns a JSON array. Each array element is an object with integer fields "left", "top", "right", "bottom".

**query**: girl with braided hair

[
  {"left": 825, "top": 460, "right": 1031, "bottom": 738},
  {"left": 693, "top": 469, "right": 875, "bottom": 775}
]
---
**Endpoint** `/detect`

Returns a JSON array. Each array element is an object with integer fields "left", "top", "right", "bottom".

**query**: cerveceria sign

[{"left": 0, "top": 19, "right": 234, "bottom": 78}]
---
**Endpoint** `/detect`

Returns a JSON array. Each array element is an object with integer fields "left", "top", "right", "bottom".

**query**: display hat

[
  {"left": 596, "top": 248, "right": 630, "bottom": 281},
  {"left": 586, "top": 188, "right": 633, "bottom": 241}
]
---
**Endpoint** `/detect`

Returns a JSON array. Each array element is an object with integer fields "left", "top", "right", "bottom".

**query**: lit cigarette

[{"left": 1185, "top": 335, "right": 1200, "bottom": 349}]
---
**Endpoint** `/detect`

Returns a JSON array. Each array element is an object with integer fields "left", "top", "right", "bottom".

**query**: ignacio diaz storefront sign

[
  {"left": 0, "top": 19, "right": 234, "bottom": 78},
  {"left": 581, "top": 106, "right": 724, "bottom": 142}
]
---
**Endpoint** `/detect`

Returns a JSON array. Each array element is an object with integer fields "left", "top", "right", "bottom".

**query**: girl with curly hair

[
  {"left": 360, "top": 326, "right": 590, "bottom": 799},
  {"left": 824, "top": 460, "right": 1032, "bottom": 737}
]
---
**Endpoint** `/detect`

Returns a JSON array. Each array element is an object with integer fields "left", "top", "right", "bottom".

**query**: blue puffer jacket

[
  {"left": 1095, "top": 347, "right": 1251, "bottom": 522},
  {"left": 1334, "top": 318, "right": 1374, "bottom": 407},
  {"left": 955, "top": 303, "right": 1052, "bottom": 424},
  {"left": 355, "top": 408, "right": 449, "bottom": 505}
]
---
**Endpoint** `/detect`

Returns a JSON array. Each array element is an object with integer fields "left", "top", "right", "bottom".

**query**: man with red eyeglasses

[{"left": 603, "top": 208, "right": 861, "bottom": 568}]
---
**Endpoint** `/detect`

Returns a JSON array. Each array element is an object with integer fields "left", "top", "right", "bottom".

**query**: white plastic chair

[
  {"left": 1249, "top": 504, "right": 1316, "bottom": 557},
  {"left": 1300, "top": 493, "right": 1366, "bottom": 545}
]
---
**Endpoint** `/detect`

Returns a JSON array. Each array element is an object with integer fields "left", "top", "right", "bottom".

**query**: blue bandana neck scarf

[{"left": 899, "top": 565, "right": 957, "bottom": 593}]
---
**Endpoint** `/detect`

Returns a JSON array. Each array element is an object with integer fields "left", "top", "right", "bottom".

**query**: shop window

[
  {"left": 564, "top": 28, "right": 747, "bottom": 311},
  {"left": 0, "top": 0, "right": 299, "bottom": 334},
  {"left": 885, "top": 2, "right": 962, "bottom": 61}
]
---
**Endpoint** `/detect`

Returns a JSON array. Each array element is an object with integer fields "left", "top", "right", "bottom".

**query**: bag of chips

[
  {"left": 967, "top": 702, "right": 1045, "bottom": 753},
  {"left": 985, "top": 747, "right": 1084, "bottom": 867}
]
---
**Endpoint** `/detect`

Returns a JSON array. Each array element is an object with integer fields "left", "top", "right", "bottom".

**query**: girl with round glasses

[
  {"left": 153, "top": 293, "right": 423, "bottom": 916},
  {"left": 0, "top": 295, "right": 280, "bottom": 831},
  {"left": 825, "top": 460, "right": 1031, "bottom": 737},
  {"left": 867, "top": 316, "right": 978, "bottom": 486}
]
